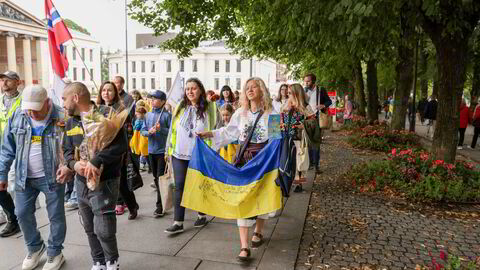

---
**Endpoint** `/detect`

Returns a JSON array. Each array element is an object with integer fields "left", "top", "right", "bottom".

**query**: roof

[{"left": 136, "top": 32, "right": 177, "bottom": 49}]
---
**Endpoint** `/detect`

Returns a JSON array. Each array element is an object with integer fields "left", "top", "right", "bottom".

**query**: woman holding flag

[
  {"left": 164, "top": 78, "right": 217, "bottom": 234},
  {"left": 197, "top": 77, "right": 276, "bottom": 261}
]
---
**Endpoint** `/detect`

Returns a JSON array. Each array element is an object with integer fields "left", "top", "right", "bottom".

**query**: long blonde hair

[
  {"left": 240, "top": 77, "right": 273, "bottom": 113},
  {"left": 284, "top": 83, "right": 309, "bottom": 114}
]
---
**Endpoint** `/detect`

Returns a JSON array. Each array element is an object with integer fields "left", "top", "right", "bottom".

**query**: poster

[
  {"left": 268, "top": 114, "right": 282, "bottom": 139},
  {"left": 328, "top": 91, "right": 336, "bottom": 116}
]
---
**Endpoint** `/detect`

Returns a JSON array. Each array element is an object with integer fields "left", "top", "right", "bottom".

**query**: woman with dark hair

[
  {"left": 272, "top": 84, "right": 288, "bottom": 112},
  {"left": 97, "top": 81, "right": 140, "bottom": 220},
  {"left": 164, "top": 78, "right": 218, "bottom": 234},
  {"left": 217, "top": 85, "right": 235, "bottom": 108}
]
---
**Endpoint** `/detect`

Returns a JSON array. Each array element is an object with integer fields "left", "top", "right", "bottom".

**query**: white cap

[{"left": 22, "top": 85, "right": 48, "bottom": 111}]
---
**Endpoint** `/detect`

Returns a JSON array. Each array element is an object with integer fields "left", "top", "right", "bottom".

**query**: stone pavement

[
  {"left": 0, "top": 170, "right": 314, "bottom": 270},
  {"left": 296, "top": 133, "right": 480, "bottom": 270}
]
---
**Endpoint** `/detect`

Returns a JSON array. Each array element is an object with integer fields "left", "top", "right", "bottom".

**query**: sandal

[
  {"left": 237, "top": 248, "right": 251, "bottom": 262},
  {"left": 251, "top": 232, "right": 264, "bottom": 248},
  {"left": 115, "top": 205, "right": 125, "bottom": 215}
]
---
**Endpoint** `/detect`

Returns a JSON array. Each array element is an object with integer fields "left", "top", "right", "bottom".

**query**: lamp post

[{"left": 125, "top": 0, "right": 129, "bottom": 91}]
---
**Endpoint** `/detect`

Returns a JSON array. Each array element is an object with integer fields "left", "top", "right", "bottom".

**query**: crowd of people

[{"left": 0, "top": 70, "right": 331, "bottom": 270}]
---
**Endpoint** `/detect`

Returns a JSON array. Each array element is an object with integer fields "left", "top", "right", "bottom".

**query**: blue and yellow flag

[{"left": 182, "top": 138, "right": 283, "bottom": 219}]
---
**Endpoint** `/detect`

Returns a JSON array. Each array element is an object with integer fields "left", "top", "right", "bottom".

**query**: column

[
  {"left": 22, "top": 35, "right": 33, "bottom": 85},
  {"left": 36, "top": 37, "right": 48, "bottom": 88},
  {"left": 6, "top": 32, "right": 17, "bottom": 72}
]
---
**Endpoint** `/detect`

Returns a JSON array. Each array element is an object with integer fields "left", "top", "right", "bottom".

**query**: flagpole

[{"left": 69, "top": 39, "right": 99, "bottom": 92}]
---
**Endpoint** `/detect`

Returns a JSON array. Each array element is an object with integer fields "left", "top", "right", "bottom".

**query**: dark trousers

[
  {"left": 309, "top": 146, "right": 320, "bottom": 167},
  {"left": 116, "top": 163, "right": 138, "bottom": 211},
  {"left": 0, "top": 190, "right": 16, "bottom": 224},
  {"left": 149, "top": 153, "right": 166, "bottom": 211},
  {"left": 471, "top": 127, "right": 480, "bottom": 149},
  {"left": 77, "top": 177, "right": 119, "bottom": 264},
  {"left": 171, "top": 157, "right": 204, "bottom": 222},
  {"left": 458, "top": 128, "right": 466, "bottom": 146}
]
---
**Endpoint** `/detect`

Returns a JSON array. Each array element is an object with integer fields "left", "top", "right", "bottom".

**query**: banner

[
  {"left": 328, "top": 91, "right": 336, "bottom": 116},
  {"left": 182, "top": 138, "right": 283, "bottom": 219}
]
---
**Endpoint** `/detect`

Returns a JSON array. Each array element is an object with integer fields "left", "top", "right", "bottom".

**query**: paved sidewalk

[{"left": 0, "top": 170, "right": 314, "bottom": 270}]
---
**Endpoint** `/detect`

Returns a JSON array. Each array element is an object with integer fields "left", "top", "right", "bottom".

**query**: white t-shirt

[{"left": 27, "top": 107, "right": 52, "bottom": 178}]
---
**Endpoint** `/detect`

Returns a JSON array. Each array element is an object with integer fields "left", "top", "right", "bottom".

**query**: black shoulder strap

[{"left": 234, "top": 110, "right": 264, "bottom": 166}]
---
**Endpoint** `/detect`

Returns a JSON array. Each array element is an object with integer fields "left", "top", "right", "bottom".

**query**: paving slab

[
  {"left": 195, "top": 259, "right": 257, "bottom": 270},
  {"left": 177, "top": 221, "right": 275, "bottom": 265}
]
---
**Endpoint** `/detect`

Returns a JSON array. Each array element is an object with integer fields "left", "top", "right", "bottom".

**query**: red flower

[
  {"left": 440, "top": 250, "right": 447, "bottom": 261},
  {"left": 391, "top": 148, "right": 397, "bottom": 156},
  {"left": 434, "top": 160, "right": 444, "bottom": 166},
  {"left": 443, "top": 163, "right": 455, "bottom": 170},
  {"left": 465, "top": 162, "right": 475, "bottom": 169},
  {"left": 420, "top": 153, "right": 429, "bottom": 161}
]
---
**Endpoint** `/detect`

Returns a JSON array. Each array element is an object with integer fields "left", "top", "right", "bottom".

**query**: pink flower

[
  {"left": 420, "top": 153, "right": 429, "bottom": 161},
  {"left": 443, "top": 163, "right": 455, "bottom": 170},
  {"left": 440, "top": 250, "right": 447, "bottom": 261},
  {"left": 391, "top": 148, "right": 397, "bottom": 156},
  {"left": 465, "top": 162, "right": 475, "bottom": 169}
]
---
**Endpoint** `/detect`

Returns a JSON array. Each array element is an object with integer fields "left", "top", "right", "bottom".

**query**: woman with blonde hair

[
  {"left": 197, "top": 77, "right": 277, "bottom": 261},
  {"left": 281, "top": 83, "right": 314, "bottom": 192}
]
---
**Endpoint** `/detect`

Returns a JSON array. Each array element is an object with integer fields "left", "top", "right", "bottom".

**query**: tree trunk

[
  {"left": 470, "top": 38, "right": 480, "bottom": 109},
  {"left": 392, "top": 10, "right": 415, "bottom": 131},
  {"left": 425, "top": 30, "right": 473, "bottom": 163},
  {"left": 432, "top": 70, "right": 439, "bottom": 98},
  {"left": 366, "top": 59, "right": 379, "bottom": 123},
  {"left": 353, "top": 59, "right": 367, "bottom": 116},
  {"left": 419, "top": 38, "right": 429, "bottom": 99}
]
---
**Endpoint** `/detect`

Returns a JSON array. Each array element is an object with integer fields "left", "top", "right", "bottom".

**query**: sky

[{"left": 11, "top": 0, "right": 152, "bottom": 52}]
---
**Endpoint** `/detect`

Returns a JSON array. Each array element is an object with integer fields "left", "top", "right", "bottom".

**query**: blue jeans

[
  {"left": 309, "top": 146, "right": 320, "bottom": 167},
  {"left": 15, "top": 177, "right": 66, "bottom": 257}
]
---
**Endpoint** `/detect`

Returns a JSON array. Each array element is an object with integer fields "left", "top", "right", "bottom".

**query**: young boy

[{"left": 141, "top": 90, "right": 172, "bottom": 217}]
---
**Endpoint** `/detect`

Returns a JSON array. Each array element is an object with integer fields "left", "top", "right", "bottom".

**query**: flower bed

[
  {"left": 348, "top": 148, "right": 480, "bottom": 203},
  {"left": 346, "top": 122, "right": 421, "bottom": 152}
]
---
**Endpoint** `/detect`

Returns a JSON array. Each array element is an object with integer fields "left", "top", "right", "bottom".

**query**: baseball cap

[
  {"left": 22, "top": 85, "right": 48, "bottom": 111},
  {"left": 0, "top": 71, "right": 20, "bottom": 81},
  {"left": 149, "top": 90, "right": 166, "bottom": 100}
]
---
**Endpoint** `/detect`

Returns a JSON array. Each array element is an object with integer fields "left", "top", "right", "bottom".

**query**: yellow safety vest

[{"left": 0, "top": 94, "right": 22, "bottom": 142}]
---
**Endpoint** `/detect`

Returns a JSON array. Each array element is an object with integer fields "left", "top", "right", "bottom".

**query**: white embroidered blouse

[{"left": 172, "top": 106, "right": 208, "bottom": 160}]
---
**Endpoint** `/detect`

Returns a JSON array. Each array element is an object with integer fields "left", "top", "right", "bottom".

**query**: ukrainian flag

[{"left": 182, "top": 138, "right": 283, "bottom": 219}]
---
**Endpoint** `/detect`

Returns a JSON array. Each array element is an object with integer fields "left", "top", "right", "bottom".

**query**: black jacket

[
  {"left": 424, "top": 100, "right": 438, "bottom": 120},
  {"left": 63, "top": 107, "right": 128, "bottom": 182}
]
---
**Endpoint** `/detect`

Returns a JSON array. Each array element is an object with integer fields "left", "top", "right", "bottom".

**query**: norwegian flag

[{"left": 45, "top": 0, "right": 72, "bottom": 78}]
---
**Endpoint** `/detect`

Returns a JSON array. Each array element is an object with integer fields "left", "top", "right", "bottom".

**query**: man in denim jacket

[{"left": 0, "top": 85, "right": 68, "bottom": 270}]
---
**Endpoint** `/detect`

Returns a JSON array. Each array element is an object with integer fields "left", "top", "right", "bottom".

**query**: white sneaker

[
  {"left": 467, "top": 145, "right": 473, "bottom": 149},
  {"left": 106, "top": 260, "right": 119, "bottom": 270},
  {"left": 91, "top": 262, "right": 106, "bottom": 270},
  {"left": 22, "top": 243, "right": 46, "bottom": 270},
  {"left": 0, "top": 211, "right": 7, "bottom": 225},
  {"left": 457, "top": 146, "right": 463, "bottom": 150},
  {"left": 42, "top": 253, "right": 65, "bottom": 270},
  {"left": 64, "top": 201, "right": 79, "bottom": 210}
]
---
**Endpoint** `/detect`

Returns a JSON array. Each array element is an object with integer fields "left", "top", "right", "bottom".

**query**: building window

[
  {"left": 90, "top": 68, "right": 93, "bottom": 80},
  {"left": 151, "top": 78, "right": 155, "bottom": 89},
  {"left": 166, "top": 77, "right": 172, "bottom": 91},
  {"left": 82, "top": 68, "right": 86, "bottom": 81},
  {"left": 63, "top": 45, "right": 68, "bottom": 58},
  {"left": 225, "top": 78, "right": 230, "bottom": 86},
  {"left": 73, "top": 48, "right": 76, "bottom": 60},
  {"left": 73, "top": 68, "right": 77, "bottom": 81},
  {"left": 81, "top": 48, "right": 85, "bottom": 61},
  {"left": 132, "top": 61, "right": 136, "bottom": 73},
  {"left": 90, "top": 49, "right": 93, "bottom": 62},
  {"left": 225, "top": 60, "right": 230, "bottom": 72},
  {"left": 141, "top": 78, "right": 146, "bottom": 89},
  {"left": 141, "top": 61, "right": 146, "bottom": 73},
  {"left": 215, "top": 60, "right": 219, "bottom": 72},
  {"left": 192, "top": 60, "right": 198, "bottom": 72},
  {"left": 214, "top": 78, "right": 219, "bottom": 90},
  {"left": 116, "top": 63, "right": 119, "bottom": 74},
  {"left": 151, "top": 61, "right": 155, "bottom": 73},
  {"left": 236, "top": 78, "right": 241, "bottom": 90},
  {"left": 237, "top": 59, "right": 241, "bottom": 72},
  {"left": 166, "top": 60, "right": 171, "bottom": 72},
  {"left": 132, "top": 78, "right": 136, "bottom": 89},
  {"left": 180, "top": 60, "right": 184, "bottom": 72}
]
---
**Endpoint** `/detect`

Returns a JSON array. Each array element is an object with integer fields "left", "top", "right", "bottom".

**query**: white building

[
  {"left": 0, "top": 0, "right": 101, "bottom": 92},
  {"left": 107, "top": 36, "right": 277, "bottom": 94}
]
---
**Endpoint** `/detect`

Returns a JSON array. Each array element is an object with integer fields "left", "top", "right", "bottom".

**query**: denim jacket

[{"left": 0, "top": 102, "right": 65, "bottom": 191}]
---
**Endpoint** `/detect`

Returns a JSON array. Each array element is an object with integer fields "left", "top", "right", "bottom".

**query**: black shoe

[
  {"left": 315, "top": 166, "right": 322, "bottom": 174},
  {"left": 194, "top": 216, "right": 208, "bottom": 228},
  {"left": 0, "top": 222, "right": 20, "bottom": 237},
  {"left": 165, "top": 224, "right": 184, "bottom": 234},
  {"left": 128, "top": 205, "right": 139, "bottom": 220},
  {"left": 153, "top": 208, "right": 165, "bottom": 218},
  {"left": 293, "top": 184, "right": 303, "bottom": 193}
]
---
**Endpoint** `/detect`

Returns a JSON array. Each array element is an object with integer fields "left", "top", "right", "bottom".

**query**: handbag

[
  {"left": 158, "top": 161, "right": 174, "bottom": 212},
  {"left": 276, "top": 111, "right": 297, "bottom": 197},
  {"left": 296, "top": 131, "right": 309, "bottom": 172},
  {"left": 316, "top": 87, "right": 329, "bottom": 128},
  {"left": 304, "top": 114, "right": 322, "bottom": 147},
  {"left": 233, "top": 111, "right": 264, "bottom": 168},
  {"left": 125, "top": 152, "right": 143, "bottom": 191}
]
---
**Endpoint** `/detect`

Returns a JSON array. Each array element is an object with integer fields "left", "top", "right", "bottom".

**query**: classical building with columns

[{"left": 0, "top": 0, "right": 101, "bottom": 92}]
